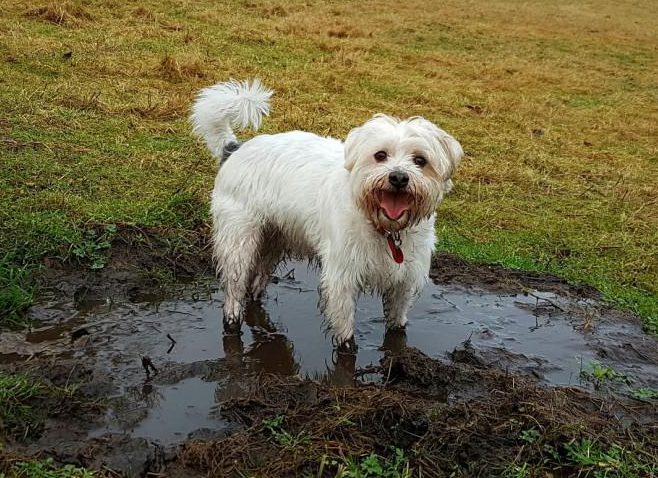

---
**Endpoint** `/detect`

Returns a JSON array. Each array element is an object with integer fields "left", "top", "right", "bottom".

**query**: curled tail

[{"left": 190, "top": 79, "right": 273, "bottom": 162}]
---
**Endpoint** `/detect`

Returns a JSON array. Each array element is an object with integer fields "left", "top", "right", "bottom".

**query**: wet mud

[{"left": 1, "top": 251, "right": 658, "bottom": 476}]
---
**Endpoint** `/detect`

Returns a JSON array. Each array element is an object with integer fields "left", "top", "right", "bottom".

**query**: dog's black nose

[{"left": 388, "top": 170, "right": 409, "bottom": 189}]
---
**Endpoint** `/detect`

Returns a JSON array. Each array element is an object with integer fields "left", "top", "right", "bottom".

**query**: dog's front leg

[
  {"left": 383, "top": 280, "right": 422, "bottom": 330},
  {"left": 319, "top": 267, "right": 358, "bottom": 348}
]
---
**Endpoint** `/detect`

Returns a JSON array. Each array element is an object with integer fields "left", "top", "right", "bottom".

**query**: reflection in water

[
  {"left": 221, "top": 298, "right": 413, "bottom": 386},
  {"left": 381, "top": 329, "right": 408, "bottom": 354},
  {"left": 222, "top": 299, "right": 363, "bottom": 384}
]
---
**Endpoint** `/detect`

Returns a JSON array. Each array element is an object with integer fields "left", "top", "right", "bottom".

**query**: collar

[{"left": 384, "top": 231, "right": 404, "bottom": 264}]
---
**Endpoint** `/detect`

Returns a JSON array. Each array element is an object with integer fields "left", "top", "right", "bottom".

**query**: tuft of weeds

[
  {"left": 68, "top": 224, "right": 117, "bottom": 270},
  {"left": 0, "top": 457, "right": 96, "bottom": 478},
  {"left": 629, "top": 387, "right": 658, "bottom": 400},
  {"left": 261, "top": 415, "right": 310, "bottom": 448},
  {"left": 337, "top": 449, "right": 411, "bottom": 478},
  {"left": 579, "top": 361, "right": 631, "bottom": 390},
  {"left": 564, "top": 439, "right": 657, "bottom": 478},
  {"left": 506, "top": 432, "right": 658, "bottom": 478}
]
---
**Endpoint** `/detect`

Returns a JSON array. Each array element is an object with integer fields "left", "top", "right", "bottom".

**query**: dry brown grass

[
  {"left": 24, "top": 1, "right": 92, "bottom": 26},
  {"left": 158, "top": 55, "right": 205, "bottom": 82}
]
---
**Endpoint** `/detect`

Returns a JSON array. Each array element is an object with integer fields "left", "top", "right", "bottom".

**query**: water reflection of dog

[
  {"left": 222, "top": 301, "right": 298, "bottom": 376},
  {"left": 222, "top": 299, "right": 411, "bottom": 386},
  {"left": 221, "top": 300, "right": 360, "bottom": 384}
]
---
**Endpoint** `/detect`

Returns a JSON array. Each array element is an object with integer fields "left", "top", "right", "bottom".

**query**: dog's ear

[
  {"left": 409, "top": 117, "right": 463, "bottom": 180},
  {"left": 436, "top": 129, "right": 463, "bottom": 180},
  {"left": 344, "top": 114, "right": 399, "bottom": 172},
  {"left": 343, "top": 125, "right": 363, "bottom": 172}
]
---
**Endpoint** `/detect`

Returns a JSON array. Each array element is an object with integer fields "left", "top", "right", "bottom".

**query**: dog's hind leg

[
  {"left": 212, "top": 206, "right": 262, "bottom": 331},
  {"left": 249, "top": 235, "right": 282, "bottom": 300}
]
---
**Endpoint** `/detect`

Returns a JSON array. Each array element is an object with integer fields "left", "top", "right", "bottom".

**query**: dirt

[
  {"left": 179, "top": 347, "right": 657, "bottom": 477},
  {"left": 1, "top": 236, "right": 658, "bottom": 477}
]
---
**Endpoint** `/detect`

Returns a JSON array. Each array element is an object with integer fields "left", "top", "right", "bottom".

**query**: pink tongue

[{"left": 379, "top": 191, "right": 411, "bottom": 220}]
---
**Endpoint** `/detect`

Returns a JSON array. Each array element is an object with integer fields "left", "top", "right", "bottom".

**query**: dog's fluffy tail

[{"left": 190, "top": 79, "right": 272, "bottom": 161}]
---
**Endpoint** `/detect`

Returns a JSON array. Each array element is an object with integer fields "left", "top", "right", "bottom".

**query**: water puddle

[{"left": 5, "top": 261, "right": 658, "bottom": 445}]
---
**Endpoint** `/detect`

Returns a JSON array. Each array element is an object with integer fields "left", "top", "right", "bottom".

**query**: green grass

[
  {"left": 261, "top": 415, "right": 311, "bottom": 448},
  {"left": 506, "top": 435, "right": 657, "bottom": 478},
  {"left": 629, "top": 387, "right": 658, "bottom": 400},
  {"left": 312, "top": 450, "right": 411, "bottom": 478},
  {"left": 0, "top": 374, "right": 45, "bottom": 436},
  {"left": 0, "top": 458, "right": 95, "bottom": 478},
  {"left": 564, "top": 439, "right": 656, "bottom": 478},
  {"left": 0, "top": 0, "right": 656, "bottom": 330},
  {"left": 0, "top": 373, "right": 76, "bottom": 438}
]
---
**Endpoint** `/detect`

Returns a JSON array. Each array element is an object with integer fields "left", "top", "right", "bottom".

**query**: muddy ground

[{"left": 1, "top": 234, "right": 657, "bottom": 477}]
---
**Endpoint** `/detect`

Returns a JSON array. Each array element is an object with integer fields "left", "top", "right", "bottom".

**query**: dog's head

[{"left": 344, "top": 114, "right": 463, "bottom": 232}]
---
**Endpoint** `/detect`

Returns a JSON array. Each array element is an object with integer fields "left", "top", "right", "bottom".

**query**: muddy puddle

[{"left": 3, "top": 260, "right": 658, "bottom": 450}]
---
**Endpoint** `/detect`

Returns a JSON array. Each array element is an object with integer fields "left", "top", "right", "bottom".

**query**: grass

[
  {"left": 0, "top": 373, "right": 77, "bottom": 438},
  {"left": 261, "top": 415, "right": 310, "bottom": 448},
  {"left": 0, "top": 0, "right": 656, "bottom": 330},
  {"left": 506, "top": 435, "right": 657, "bottom": 478},
  {"left": 0, "top": 458, "right": 96, "bottom": 478},
  {"left": 313, "top": 450, "right": 411, "bottom": 478},
  {"left": 629, "top": 387, "right": 658, "bottom": 400},
  {"left": 579, "top": 361, "right": 631, "bottom": 390},
  {"left": 0, "top": 374, "right": 45, "bottom": 436}
]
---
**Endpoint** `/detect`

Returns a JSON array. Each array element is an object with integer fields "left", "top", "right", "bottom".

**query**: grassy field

[{"left": 1, "top": 0, "right": 656, "bottom": 330}]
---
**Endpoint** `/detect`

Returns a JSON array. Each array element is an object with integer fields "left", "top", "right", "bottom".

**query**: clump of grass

[
  {"left": 506, "top": 432, "right": 657, "bottom": 477},
  {"left": 579, "top": 361, "right": 631, "bottom": 389},
  {"left": 24, "top": 2, "right": 92, "bottom": 26},
  {"left": 261, "top": 415, "right": 310, "bottom": 448},
  {"left": 0, "top": 258, "right": 35, "bottom": 328},
  {"left": 159, "top": 55, "right": 205, "bottom": 82},
  {"left": 0, "top": 457, "right": 96, "bottom": 478},
  {"left": 564, "top": 439, "right": 656, "bottom": 478},
  {"left": 0, "top": 373, "right": 78, "bottom": 438},
  {"left": 0, "top": 374, "right": 45, "bottom": 436}
]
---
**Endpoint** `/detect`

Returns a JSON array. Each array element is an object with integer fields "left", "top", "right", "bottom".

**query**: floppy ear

[
  {"left": 343, "top": 125, "right": 363, "bottom": 172},
  {"left": 344, "top": 114, "right": 398, "bottom": 172},
  {"left": 435, "top": 130, "right": 463, "bottom": 180},
  {"left": 409, "top": 117, "right": 463, "bottom": 180}
]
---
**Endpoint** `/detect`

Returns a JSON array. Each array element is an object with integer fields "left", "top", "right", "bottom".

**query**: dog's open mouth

[{"left": 377, "top": 190, "right": 412, "bottom": 221}]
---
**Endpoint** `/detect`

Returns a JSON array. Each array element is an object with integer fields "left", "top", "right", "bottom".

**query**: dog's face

[{"left": 344, "top": 114, "right": 463, "bottom": 232}]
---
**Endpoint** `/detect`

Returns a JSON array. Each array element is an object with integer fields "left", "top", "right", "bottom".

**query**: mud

[
  {"left": 180, "top": 348, "right": 657, "bottom": 477},
  {"left": 2, "top": 246, "right": 658, "bottom": 477}
]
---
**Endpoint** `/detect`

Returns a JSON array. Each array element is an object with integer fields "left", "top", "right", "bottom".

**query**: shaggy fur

[{"left": 191, "top": 79, "right": 463, "bottom": 347}]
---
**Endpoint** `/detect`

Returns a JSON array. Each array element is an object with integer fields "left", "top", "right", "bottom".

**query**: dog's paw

[
  {"left": 335, "top": 336, "right": 358, "bottom": 354},
  {"left": 222, "top": 318, "right": 243, "bottom": 336}
]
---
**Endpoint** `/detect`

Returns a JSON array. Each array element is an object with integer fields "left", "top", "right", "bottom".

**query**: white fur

[
  {"left": 191, "top": 80, "right": 463, "bottom": 347},
  {"left": 190, "top": 79, "right": 272, "bottom": 160}
]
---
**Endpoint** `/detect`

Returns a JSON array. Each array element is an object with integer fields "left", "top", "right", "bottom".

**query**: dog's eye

[
  {"left": 413, "top": 155, "right": 427, "bottom": 167},
  {"left": 374, "top": 151, "right": 387, "bottom": 162}
]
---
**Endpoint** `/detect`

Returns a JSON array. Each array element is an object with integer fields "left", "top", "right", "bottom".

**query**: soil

[{"left": 1, "top": 233, "right": 657, "bottom": 477}]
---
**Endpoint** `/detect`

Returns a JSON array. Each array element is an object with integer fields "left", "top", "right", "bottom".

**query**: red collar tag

[{"left": 387, "top": 235, "right": 404, "bottom": 264}]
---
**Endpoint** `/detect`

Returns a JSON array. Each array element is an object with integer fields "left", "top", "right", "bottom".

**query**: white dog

[{"left": 191, "top": 80, "right": 462, "bottom": 348}]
